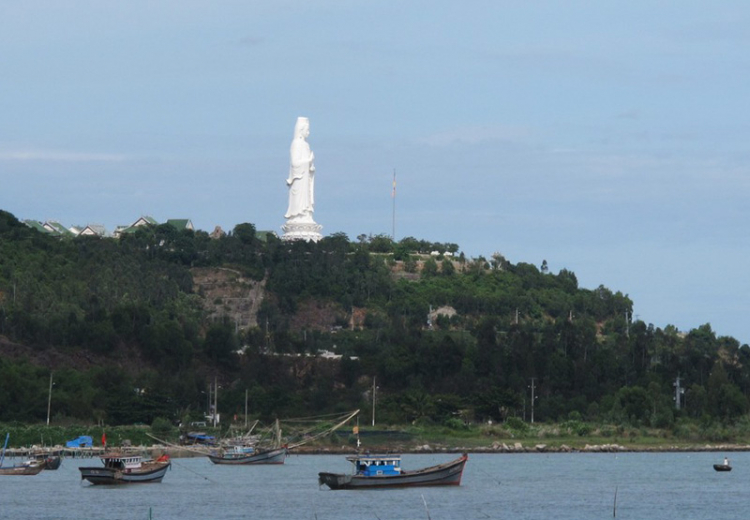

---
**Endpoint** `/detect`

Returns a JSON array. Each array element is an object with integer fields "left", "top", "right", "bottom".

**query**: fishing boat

[
  {"left": 36, "top": 453, "right": 62, "bottom": 470},
  {"left": 208, "top": 418, "right": 288, "bottom": 465},
  {"left": 79, "top": 453, "right": 171, "bottom": 485},
  {"left": 208, "top": 445, "right": 288, "bottom": 465},
  {"left": 0, "top": 433, "right": 45, "bottom": 476},
  {"left": 318, "top": 453, "right": 468, "bottom": 490},
  {"left": 207, "top": 410, "right": 359, "bottom": 466},
  {"left": 0, "top": 460, "right": 45, "bottom": 476}
]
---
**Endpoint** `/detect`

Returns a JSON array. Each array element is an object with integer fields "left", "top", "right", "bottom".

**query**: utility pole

[
  {"left": 265, "top": 317, "right": 270, "bottom": 352},
  {"left": 625, "top": 310, "right": 630, "bottom": 338},
  {"left": 46, "top": 372, "right": 53, "bottom": 426},
  {"left": 372, "top": 376, "right": 377, "bottom": 427},
  {"left": 207, "top": 383, "right": 212, "bottom": 421},
  {"left": 674, "top": 376, "right": 684, "bottom": 410},
  {"left": 213, "top": 376, "right": 218, "bottom": 427},
  {"left": 391, "top": 169, "right": 396, "bottom": 240},
  {"left": 530, "top": 377, "right": 536, "bottom": 424},
  {"left": 245, "top": 389, "right": 248, "bottom": 428}
]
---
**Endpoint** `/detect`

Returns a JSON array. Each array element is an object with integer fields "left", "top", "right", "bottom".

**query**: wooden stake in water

[
  {"left": 613, "top": 486, "right": 618, "bottom": 517},
  {"left": 422, "top": 494, "right": 432, "bottom": 520}
]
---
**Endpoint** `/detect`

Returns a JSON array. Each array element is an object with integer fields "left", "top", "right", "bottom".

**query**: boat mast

[
  {"left": 285, "top": 409, "right": 360, "bottom": 450},
  {"left": 0, "top": 433, "right": 9, "bottom": 468},
  {"left": 355, "top": 416, "right": 361, "bottom": 450}
]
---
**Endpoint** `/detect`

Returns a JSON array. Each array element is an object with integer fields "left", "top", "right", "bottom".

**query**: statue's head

[{"left": 294, "top": 117, "right": 310, "bottom": 138}]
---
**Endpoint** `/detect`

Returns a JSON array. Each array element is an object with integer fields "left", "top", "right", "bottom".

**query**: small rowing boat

[
  {"left": 0, "top": 460, "right": 45, "bottom": 476},
  {"left": 0, "top": 433, "right": 45, "bottom": 476}
]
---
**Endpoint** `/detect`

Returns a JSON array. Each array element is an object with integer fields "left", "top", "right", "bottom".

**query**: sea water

[{"left": 0, "top": 451, "right": 744, "bottom": 520}]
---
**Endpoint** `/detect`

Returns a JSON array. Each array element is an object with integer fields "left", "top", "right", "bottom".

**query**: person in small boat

[{"left": 723, "top": 456, "right": 730, "bottom": 467}]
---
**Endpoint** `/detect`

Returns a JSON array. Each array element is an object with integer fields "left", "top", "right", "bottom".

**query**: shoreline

[
  {"left": 291, "top": 443, "right": 750, "bottom": 455},
  {"left": 5, "top": 442, "right": 750, "bottom": 459}
]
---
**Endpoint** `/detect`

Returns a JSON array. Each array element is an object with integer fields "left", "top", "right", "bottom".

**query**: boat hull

[
  {"left": 319, "top": 454, "right": 468, "bottom": 490},
  {"left": 79, "top": 462, "right": 170, "bottom": 485},
  {"left": 208, "top": 447, "right": 287, "bottom": 465},
  {"left": 0, "top": 463, "right": 44, "bottom": 476},
  {"left": 714, "top": 464, "right": 732, "bottom": 472},
  {"left": 40, "top": 455, "right": 62, "bottom": 470}
]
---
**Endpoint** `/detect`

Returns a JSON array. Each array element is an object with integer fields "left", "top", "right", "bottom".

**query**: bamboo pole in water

[{"left": 613, "top": 486, "right": 618, "bottom": 517}]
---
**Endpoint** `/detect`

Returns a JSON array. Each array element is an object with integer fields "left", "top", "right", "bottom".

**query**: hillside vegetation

[{"left": 1, "top": 209, "right": 748, "bottom": 439}]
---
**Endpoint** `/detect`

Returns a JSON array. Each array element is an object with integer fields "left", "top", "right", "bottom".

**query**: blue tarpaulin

[
  {"left": 66, "top": 435, "right": 93, "bottom": 448},
  {"left": 185, "top": 432, "right": 216, "bottom": 445}
]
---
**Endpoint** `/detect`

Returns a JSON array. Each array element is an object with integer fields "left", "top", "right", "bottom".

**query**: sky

[{"left": 2, "top": 1, "right": 750, "bottom": 344}]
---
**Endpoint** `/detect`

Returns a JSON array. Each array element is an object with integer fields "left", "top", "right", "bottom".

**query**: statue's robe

[{"left": 285, "top": 138, "right": 314, "bottom": 220}]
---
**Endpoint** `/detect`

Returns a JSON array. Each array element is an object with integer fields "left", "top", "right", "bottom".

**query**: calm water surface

[{"left": 0, "top": 451, "right": 745, "bottom": 519}]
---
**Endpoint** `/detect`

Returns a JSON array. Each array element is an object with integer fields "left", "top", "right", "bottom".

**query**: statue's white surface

[
  {"left": 281, "top": 117, "right": 322, "bottom": 241},
  {"left": 285, "top": 117, "right": 315, "bottom": 222}
]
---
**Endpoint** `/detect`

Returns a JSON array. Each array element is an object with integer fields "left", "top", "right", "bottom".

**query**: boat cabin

[
  {"left": 346, "top": 454, "right": 402, "bottom": 477},
  {"left": 101, "top": 455, "right": 143, "bottom": 470},
  {"left": 229, "top": 445, "right": 255, "bottom": 455}
]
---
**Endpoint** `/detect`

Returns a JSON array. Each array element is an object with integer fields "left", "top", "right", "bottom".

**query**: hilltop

[{"left": 0, "top": 208, "right": 748, "bottom": 442}]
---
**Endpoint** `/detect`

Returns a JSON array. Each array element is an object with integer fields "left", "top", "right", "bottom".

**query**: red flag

[{"left": 102, "top": 432, "right": 107, "bottom": 447}]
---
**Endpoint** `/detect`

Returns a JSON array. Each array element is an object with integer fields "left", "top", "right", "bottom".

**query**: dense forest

[{"left": 1, "top": 209, "right": 748, "bottom": 434}]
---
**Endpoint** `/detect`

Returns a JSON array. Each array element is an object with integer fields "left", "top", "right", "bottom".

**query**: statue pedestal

[{"left": 281, "top": 220, "right": 322, "bottom": 242}]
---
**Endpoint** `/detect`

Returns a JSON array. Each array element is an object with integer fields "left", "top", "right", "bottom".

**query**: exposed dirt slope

[{"left": 191, "top": 267, "right": 266, "bottom": 330}]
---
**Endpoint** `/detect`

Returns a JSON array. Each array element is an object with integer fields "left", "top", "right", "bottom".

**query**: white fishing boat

[{"left": 79, "top": 453, "right": 171, "bottom": 485}]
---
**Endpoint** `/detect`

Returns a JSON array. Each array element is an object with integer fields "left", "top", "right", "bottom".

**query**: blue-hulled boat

[{"left": 318, "top": 453, "right": 468, "bottom": 490}]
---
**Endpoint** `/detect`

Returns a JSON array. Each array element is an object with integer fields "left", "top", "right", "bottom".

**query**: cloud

[
  {"left": 417, "top": 125, "right": 532, "bottom": 147},
  {"left": 237, "top": 36, "right": 263, "bottom": 47},
  {"left": 616, "top": 109, "right": 640, "bottom": 120},
  {"left": 672, "top": 15, "right": 750, "bottom": 43},
  {"left": 0, "top": 149, "right": 126, "bottom": 162}
]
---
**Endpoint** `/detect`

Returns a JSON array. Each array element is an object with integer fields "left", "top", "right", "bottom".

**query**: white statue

[
  {"left": 285, "top": 117, "right": 315, "bottom": 222},
  {"left": 281, "top": 117, "right": 322, "bottom": 242}
]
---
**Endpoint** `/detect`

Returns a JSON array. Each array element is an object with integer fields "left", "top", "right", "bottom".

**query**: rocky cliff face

[{"left": 191, "top": 267, "right": 266, "bottom": 330}]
